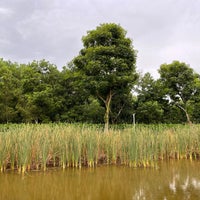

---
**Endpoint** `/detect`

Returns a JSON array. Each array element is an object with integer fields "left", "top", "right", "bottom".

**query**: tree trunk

[
  {"left": 104, "top": 90, "right": 113, "bottom": 132},
  {"left": 97, "top": 90, "right": 114, "bottom": 132},
  {"left": 185, "top": 111, "right": 192, "bottom": 124},
  {"left": 176, "top": 104, "right": 192, "bottom": 124}
]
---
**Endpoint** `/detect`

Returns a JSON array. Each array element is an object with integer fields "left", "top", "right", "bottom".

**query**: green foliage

[
  {"left": 59, "top": 68, "right": 90, "bottom": 122},
  {"left": 158, "top": 61, "right": 199, "bottom": 123},
  {"left": 110, "top": 93, "right": 135, "bottom": 124},
  {"left": 73, "top": 23, "right": 138, "bottom": 129},
  {"left": 17, "top": 60, "right": 63, "bottom": 123},
  {"left": 135, "top": 73, "right": 166, "bottom": 123},
  {"left": 1, "top": 25, "right": 200, "bottom": 124},
  {"left": 136, "top": 101, "right": 163, "bottom": 124},
  {"left": 0, "top": 59, "right": 21, "bottom": 123},
  {"left": 134, "top": 68, "right": 200, "bottom": 124},
  {"left": 82, "top": 96, "right": 105, "bottom": 123}
]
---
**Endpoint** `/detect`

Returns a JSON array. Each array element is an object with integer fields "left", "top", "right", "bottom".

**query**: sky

[{"left": 0, "top": 0, "right": 200, "bottom": 78}]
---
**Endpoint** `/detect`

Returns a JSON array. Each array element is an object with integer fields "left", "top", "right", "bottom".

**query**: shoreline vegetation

[{"left": 0, "top": 123, "right": 200, "bottom": 173}]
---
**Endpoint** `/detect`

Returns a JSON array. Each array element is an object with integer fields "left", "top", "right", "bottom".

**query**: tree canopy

[
  {"left": 73, "top": 23, "right": 138, "bottom": 130},
  {"left": 1, "top": 24, "right": 200, "bottom": 125},
  {"left": 158, "top": 61, "right": 200, "bottom": 124}
]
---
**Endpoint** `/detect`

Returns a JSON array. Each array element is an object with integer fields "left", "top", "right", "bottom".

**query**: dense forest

[{"left": 1, "top": 23, "right": 200, "bottom": 124}]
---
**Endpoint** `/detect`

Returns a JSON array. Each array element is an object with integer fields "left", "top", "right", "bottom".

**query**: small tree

[
  {"left": 73, "top": 23, "right": 137, "bottom": 131},
  {"left": 158, "top": 61, "right": 199, "bottom": 124}
]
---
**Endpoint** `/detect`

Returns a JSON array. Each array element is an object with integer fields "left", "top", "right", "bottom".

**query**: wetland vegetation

[{"left": 1, "top": 123, "right": 200, "bottom": 173}]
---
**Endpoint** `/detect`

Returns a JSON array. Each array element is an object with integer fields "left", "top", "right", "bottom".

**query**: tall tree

[
  {"left": 73, "top": 23, "right": 138, "bottom": 131},
  {"left": 158, "top": 61, "right": 199, "bottom": 124}
]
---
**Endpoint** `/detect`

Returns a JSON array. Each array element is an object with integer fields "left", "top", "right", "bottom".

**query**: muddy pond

[{"left": 0, "top": 160, "right": 200, "bottom": 200}]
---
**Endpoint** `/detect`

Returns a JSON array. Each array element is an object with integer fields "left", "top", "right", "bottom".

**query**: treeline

[
  {"left": 1, "top": 23, "right": 200, "bottom": 124},
  {"left": 0, "top": 58, "right": 200, "bottom": 124}
]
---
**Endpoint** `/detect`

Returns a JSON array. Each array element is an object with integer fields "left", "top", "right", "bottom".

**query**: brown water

[{"left": 0, "top": 161, "right": 200, "bottom": 200}]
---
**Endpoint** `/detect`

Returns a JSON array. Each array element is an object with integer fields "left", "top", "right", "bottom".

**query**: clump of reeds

[{"left": 0, "top": 123, "right": 200, "bottom": 173}]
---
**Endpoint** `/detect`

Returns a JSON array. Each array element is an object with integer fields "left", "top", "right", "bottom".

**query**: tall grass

[{"left": 0, "top": 123, "right": 200, "bottom": 173}]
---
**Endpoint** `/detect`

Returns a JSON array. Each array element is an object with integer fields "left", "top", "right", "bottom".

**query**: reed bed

[{"left": 0, "top": 123, "right": 200, "bottom": 173}]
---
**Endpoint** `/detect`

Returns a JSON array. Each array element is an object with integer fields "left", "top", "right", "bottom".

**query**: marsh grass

[{"left": 0, "top": 123, "right": 200, "bottom": 173}]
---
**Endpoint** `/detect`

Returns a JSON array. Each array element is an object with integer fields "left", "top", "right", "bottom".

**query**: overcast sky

[{"left": 0, "top": 0, "right": 200, "bottom": 77}]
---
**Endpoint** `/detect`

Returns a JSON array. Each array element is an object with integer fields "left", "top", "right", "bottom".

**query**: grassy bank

[{"left": 0, "top": 124, "right": 200, "bottom": 173}]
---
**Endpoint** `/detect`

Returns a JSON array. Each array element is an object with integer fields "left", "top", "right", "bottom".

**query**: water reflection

[
  {"left": 132, "top": 168, "right": 200, "bottom": 199},
  {"left": 0, "top": 161, "right": 200, "bottom": 200}
]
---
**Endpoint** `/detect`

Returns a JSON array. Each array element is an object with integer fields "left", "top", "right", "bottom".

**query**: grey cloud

[{"left": 0, "top": 0, "right": 200, "bottom": 76}]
